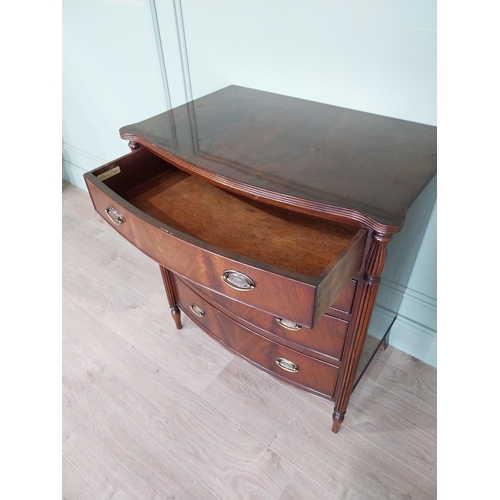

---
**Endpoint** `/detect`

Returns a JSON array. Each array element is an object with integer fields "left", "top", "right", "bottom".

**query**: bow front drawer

[
  {"left": 173, "top": 275, "right": 340, "bottom": 398},
  {"left": 84, "top": 148, "right": 367, "bottom": 328},
  {"left": 174, "top": 274, "right": 348, "bottom": 362}
]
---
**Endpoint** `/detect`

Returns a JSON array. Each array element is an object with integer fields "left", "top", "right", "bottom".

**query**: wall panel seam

[
  {"left": 173, "top": 0, "right": 193, "bottom": 102},
  {"left": 149, "top": 0, "right": 172, "bottom": 110},
  {"left": 380, "top": 280, "right": 437, "bottom": 309},
  {"left": 394, "top": 314, "right": 437, "bottom": 335},
  {"left": 62, "top": 142, "right": 107, "bottom": 164}
]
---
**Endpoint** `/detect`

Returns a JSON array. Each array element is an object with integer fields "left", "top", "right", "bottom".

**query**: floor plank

[
  {"left": 278, "top": 472, "right": 339, "bottom": 500},
  {"left": 62, "top": 181, "right": 113, "bottom": 235},
  {"left": 372, "top": 349, "right": 437, "bottom": 419},
  {"left": 345, "top": 378, "right": 436, "bottom": 481},
  {"left": 62, "top": 456, "right": 103, "bottom": 500},
  {"left": 62, "top": 243, "right": 234, "bottom": 394},
  {"left": 63, "top": 293, "right": 296, "bottom": 500},
  {"left": 202, "top": 357, "right": 437, "bottom": 500},
  {"left": 62, "top": 208, "right": 164, "bottom": 302},
  {"left": 63, "top": 181, "right": 437, "bottom": 500},
  {"left": 63, "top": 363, "right": 219, "bottom": 500}
]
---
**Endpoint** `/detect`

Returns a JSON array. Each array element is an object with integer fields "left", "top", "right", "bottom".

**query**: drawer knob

[
  {"left": 276, "top": 358, "right": 299, "bottom": 373},
  {"left": 221, "top": 270, "right": 255, "bottom": 291},
  {"left": 190, "top": 304, "right": 205, "bottom": 317},
  {"left": 276, "top": 318, "right": 302, "bottom": 331},
  {"left": 105, "top": 206, "right": 125, "bottom": 225}
]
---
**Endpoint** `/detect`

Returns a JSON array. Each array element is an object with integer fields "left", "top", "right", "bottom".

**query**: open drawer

[{"left": 84, "top": 148, "right": 367, "bottom": 328}]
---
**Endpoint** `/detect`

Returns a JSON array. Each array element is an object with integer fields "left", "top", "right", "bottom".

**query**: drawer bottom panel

[{"left": 175, "top": 276, "right": 339, "bottom": 398}]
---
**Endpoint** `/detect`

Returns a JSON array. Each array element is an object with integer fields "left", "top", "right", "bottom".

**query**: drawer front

[
  {"left": 86, "top": 180, "right": 316, "bottom": 325},
  {"left": 175, "top": 278, "right": 339, "bottom": 397},
  {"left": 177, "top": 275, "right": 348, "bottom": 361},
  {"left": 84, "top": 149, "right": 366, "bottom": 328}
]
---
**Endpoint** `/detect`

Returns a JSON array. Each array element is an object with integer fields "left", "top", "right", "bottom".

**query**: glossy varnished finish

[
  {"left": 84, "top": 149, "right": 367, "bottom": 328},
  {"left": 327, "top": 279, "right": 357, "bottom": 316},
  {"left": 120, "top": 85, "right": 436, "bottom": 233},
  {"left": 173, "top": 275, "right": 339, "bottom": 398},
  {"left": 84, "top": 86, "right": 437, "bottom": 433},
  {"left": 173, "top": 273, "right": 348, "bottom": 363}
]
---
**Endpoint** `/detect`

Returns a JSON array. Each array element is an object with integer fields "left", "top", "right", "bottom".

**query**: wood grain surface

[
  {"left": 119, "top": 85, "right": 437, "bottom": 232},
  {"left": 63, "top": 181, "right": 437, "bottom": 500},
  {"left": 174, "top": 273, "right": 348, "bottom": 363},
  {"left": 85, "top": 170, "right": 366, "bottom": 328},
  {"left": 124, "top": 165, "right": 359, "bottom": 277}
]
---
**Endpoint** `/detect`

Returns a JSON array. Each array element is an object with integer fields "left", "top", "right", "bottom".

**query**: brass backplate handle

[
  {"left": 221, "top": 270, "right": 255, "bottom": 291},
  {"left": 105, "top": 206, "right": 125, "bottom": 225},
  {"left": 276, "top": 358, "right": 299, "bottom": 373},
  {"left": 190, "top": 304, "right": 205, "bottom": 317},
  {"left": 276, "top": 318, "right": 302, "bottom": 331}
]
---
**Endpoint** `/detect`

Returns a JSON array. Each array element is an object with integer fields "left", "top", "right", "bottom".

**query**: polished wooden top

[{"left": 120, "top": 85, "right": 436, "bottom": 234}]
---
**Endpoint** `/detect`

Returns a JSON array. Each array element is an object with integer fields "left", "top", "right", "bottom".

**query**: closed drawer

[
  {"left": 84, "top": 148, "right": 367, "bottom": 328},
  {"left": 176, "top": 274, "right": 348, "bottom": 361},
  {"left": 176, "top": 278, "right": 339, "bottom": 397}
]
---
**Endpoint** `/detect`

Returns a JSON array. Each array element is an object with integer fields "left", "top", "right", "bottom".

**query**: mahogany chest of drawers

[{"left": 84, "top": 85, "right": 436, "bottom": 432}]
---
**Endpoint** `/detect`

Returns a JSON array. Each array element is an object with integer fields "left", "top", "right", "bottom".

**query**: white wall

[
  {"left": 62, "top": 0, "right": 436, "bottom": 365},
  {"left": 62, "top": 0, "right": 168, "bottom": 188},
  {"left": 180, "top": 0, "right": 436, "bottom": 125}
]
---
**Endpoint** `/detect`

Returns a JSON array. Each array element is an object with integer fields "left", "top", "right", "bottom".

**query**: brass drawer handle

[
  {"left": 276, "top": 318, "right": 302, "bottom": 331},
  {"left": 190, "top": 304, "right": 205, "bottom": 317},
  {"left": 276, "top": 358, "right": 299, "bottom": 373},
  {"left": 221, "top": 270, "right": 255, "bottom": 291},
  {"left": 105, "top": 206, "right": 125, "bottom": 225}
]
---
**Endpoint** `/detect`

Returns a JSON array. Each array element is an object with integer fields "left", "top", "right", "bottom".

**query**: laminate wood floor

[{"left": 62, "top": 181, "right": 437, "bottom": 500}]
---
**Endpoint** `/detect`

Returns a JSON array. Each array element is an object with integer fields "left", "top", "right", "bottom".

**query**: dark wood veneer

[
  {"left": 174, "top": 275, "right": 340, "bottom": 398},
  {"left": 120, "top": 85, "right": 436, "bottom": 234},
  {"left": 84, "top": 85, "right": 436, "bottom": 433},
  {"left": 173, "top": 273, "right": 349, "bottom": 363},
  {"left": 85, "top": 149, "right": 366, "bottom": 328}
]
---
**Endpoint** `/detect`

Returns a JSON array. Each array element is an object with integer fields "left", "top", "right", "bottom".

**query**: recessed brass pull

[
  {"left": 276, "top": 358, "right": 299, "bottom": 373},
  {"left": 190, "top": 304, "right": 205, "bottom": 317},
  {"left": 221, "top": 270, "right": 255, "bottom": 291},
  {"left": 276, "top": 318, "right": 302, "bottom": 331},
  {"left": 105, "top": 206, "right": 125, "bottom": 225}
]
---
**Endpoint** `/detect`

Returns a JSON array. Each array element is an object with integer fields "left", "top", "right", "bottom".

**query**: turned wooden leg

[
  {"left": 332, "top": 409, "right": 345, "bottom": 433},
  {"left": 159, "top": 265, "right": 182, "bottom": 330}
]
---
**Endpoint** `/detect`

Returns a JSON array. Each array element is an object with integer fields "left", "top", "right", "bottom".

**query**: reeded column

[{"left": 332, "top": 232, "right": 391, "bottom": 433}]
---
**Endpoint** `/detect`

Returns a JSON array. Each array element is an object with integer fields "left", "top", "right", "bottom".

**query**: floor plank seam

[
  {"left": 346, "top": 427, "right": 437, "bottom": 486},
  {"left": 197, "top": 377, "right": 345, "bottom": 500},
  {"left": 63, "top": 290, "right": 226, "bottom": 412},
  {"left": 278, "top": 379, "right": 332, "bottom": 417},
  {"left": 63, "top": 361, "right": 224, "bottom": 500},
  {"left": 62, "top": 454, "right": 105, "bottom": 500},
  {"left": 61, "top": 248, "right": 225, "bottom": 395},
  {"left": 64, "top": 205, "right": 160, "bottom": 279},
  {"left": 368, "top": 375, "right": 436, "bottom": 417},
  {"left": 265, "top": 432, "right": 369, "bottom": 500},
  {"left": 62, "top": 240, "right": 158, "bottom": 304},
  {"left": 199, "top": 372, "right": 348, "bottom": 500},
  {"left": 198, "top": 378, "right": 285, "bottom": 451},
  {"left": 62, "top": 191, "right": 117, "bottom": 235},
  {"left": 271, "top": 375, "right": 437, "bottom": 487}
]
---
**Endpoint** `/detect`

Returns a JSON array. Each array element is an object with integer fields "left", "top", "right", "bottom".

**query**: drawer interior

[{"left": 93, "top": 148, "right": 361, "bottom": 279}]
